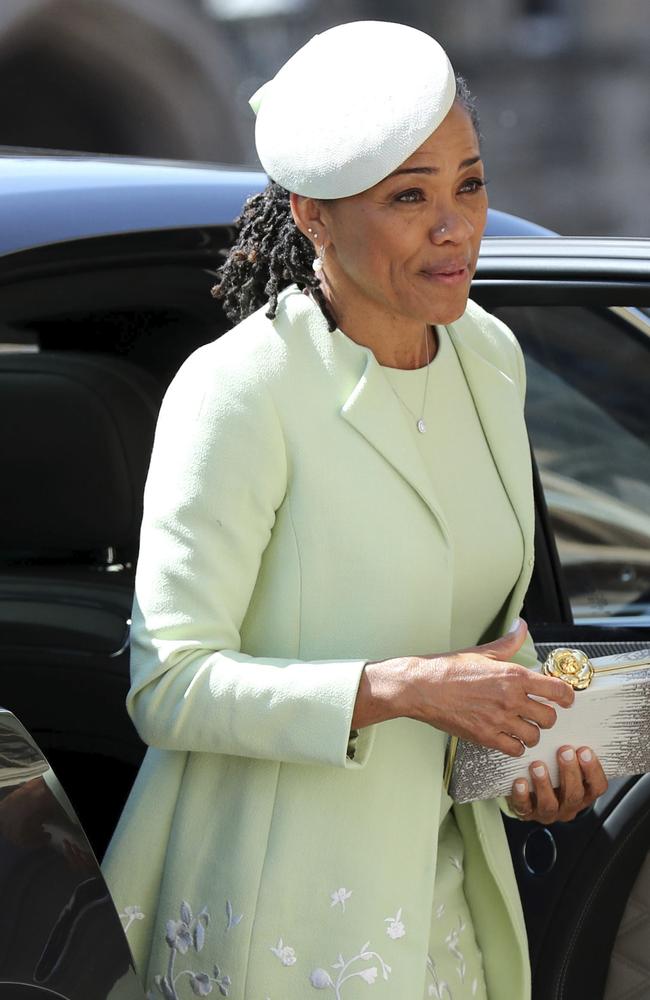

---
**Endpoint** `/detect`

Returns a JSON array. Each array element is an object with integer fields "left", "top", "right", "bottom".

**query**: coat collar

[
  {"left": 277, "top": 288, "right": 534, "bottom": 612},
  {"left": 339, "top": 346, "right": 453, "bottom": 546},
  {"left": 444, "top": 313, "right": 535, "bottom": 620},
  {"left": 337, "top": 314, "right": 532, "bottom": 547},
  {"left": 445, "top": 312, "right": 533, "bottom": 552},
  {"left": 341, "top": 306, "right": 533, "bottom": 620},
  {"left": 276, "top": 287, "right": 452, "bottom": 544}
]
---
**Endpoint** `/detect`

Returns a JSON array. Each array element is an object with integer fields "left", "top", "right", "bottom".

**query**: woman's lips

[{"left": 419, "top": 265, "right": 470, "bottom": 286}]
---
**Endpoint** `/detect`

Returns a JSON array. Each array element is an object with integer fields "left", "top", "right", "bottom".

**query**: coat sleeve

[{"left": 127, "top": 343, "right": 373, "bottom": 770}]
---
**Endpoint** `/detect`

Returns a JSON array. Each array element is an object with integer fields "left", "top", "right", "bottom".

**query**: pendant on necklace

[{"left": 417, "top": 418, "right": 427, "bottom": 434}]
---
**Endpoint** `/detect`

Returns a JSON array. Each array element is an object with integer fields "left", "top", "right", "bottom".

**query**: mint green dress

[{"left": 383, "top": 322, "right": 524, "bottom": 999}]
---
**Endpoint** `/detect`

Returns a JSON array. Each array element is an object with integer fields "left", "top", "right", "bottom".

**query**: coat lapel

[
  {"left": 276, "top": 288, "right": 450, "bottom": 541},
  {"left": 445, "top": 316, "right": 535, "bottom": 616},
  {"left": 339, "top": 349, "right": 451, "bottom": 546},
  {"left": 337, "top": 315, "right": 535, "bottom": 576},
  {"left": 280, "top": 287, "right": 533, "bottom": 598}
]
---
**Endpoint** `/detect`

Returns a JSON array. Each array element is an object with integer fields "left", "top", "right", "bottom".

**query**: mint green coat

[{"left": 103, "top": 286, "right": 538, "bottom": 1000}]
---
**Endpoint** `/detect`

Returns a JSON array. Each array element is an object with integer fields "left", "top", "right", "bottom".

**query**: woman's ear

[{"left": 290, "top": 193, "right": 326, "bottom": 244}]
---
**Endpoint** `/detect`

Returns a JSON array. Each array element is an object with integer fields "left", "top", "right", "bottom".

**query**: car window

[
  {"left": 0, "top": 235, "right": 230, "bottom": 567},
  {"left": 493, "top": 305, "right": 650, "bottom": 627},
  {"left": 0, "top": 235, "right": 230, "bottom": 386}
]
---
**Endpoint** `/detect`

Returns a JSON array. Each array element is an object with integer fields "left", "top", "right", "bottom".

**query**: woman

[{"left": 103, "top": 21, "right": 607, "bottom": 999}]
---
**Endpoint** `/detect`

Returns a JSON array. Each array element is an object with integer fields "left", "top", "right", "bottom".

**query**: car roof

[
  {"left": 0, "top": 152, "right": 264, "bottom": 255},
  {"left": 0, "top": 150, "right": 555, "bottom": 255},
  {"left": 477, "top": 236, "right": 650, "bottom": 279}
]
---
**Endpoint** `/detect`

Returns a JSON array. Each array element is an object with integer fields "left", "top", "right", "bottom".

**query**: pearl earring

[{"left": 312, "top": 244, "right": 326, "bottom": 274}]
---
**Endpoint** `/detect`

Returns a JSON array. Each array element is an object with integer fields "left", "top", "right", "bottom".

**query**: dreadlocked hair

[
  {"left": 212, "top": 75, "right": 480, "bottom": 333},
  {"left": 211, "top": 181, "right": 338, "bottom": 331}
]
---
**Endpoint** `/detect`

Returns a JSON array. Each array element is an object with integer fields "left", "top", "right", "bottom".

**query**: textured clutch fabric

[{"left": 445, "top": 647, "right": 650, "bottom": 803}]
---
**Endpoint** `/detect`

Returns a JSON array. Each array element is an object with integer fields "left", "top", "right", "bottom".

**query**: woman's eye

[
  {"left": 394, "top": 189, "right": 424, "bottom": 204},
  {"left": 459, "top": 177, "right": 487, "bottom": 195}
]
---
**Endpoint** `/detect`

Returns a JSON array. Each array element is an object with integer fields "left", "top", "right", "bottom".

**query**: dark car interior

[
  {"left": 0, "top": 230, "right": 233, "bottom": 856},
  {"left": 0, "top": 350, "right": 165, "bottom": 850}
]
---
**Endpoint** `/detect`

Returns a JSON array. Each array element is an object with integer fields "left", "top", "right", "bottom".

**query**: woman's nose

[{"left": 430, "top": 213, "right": 473, "bottom": 243}]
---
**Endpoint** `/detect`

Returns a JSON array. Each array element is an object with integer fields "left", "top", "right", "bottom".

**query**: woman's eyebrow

[{"left": 388, "top": 155, "right": 482, "bottom": 178}]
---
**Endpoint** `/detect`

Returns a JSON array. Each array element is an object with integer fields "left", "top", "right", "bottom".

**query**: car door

[
  {"left": 0, "top": 710, "right": 146, "bottom": 999},
  {"left": 473, "top": 237, "right": 650, "bottom": 1000}
]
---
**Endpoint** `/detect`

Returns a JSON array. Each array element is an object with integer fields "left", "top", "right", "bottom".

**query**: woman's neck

[{"left": 317, "top": 287, "right": 437, "bottom": 370}]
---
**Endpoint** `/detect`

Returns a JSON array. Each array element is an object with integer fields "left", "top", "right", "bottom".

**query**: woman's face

[{"left": 315, "top": 101, "right": 488, "bottom": 330}]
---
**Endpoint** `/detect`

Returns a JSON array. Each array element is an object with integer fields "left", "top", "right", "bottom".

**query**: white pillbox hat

[{"left": 250, "top": 20, "right": 456, "bottom": 199}]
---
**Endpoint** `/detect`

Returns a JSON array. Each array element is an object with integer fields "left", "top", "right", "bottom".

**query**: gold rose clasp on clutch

[{"left": 542, "top": 647, "right": 594, "bottom": 690}]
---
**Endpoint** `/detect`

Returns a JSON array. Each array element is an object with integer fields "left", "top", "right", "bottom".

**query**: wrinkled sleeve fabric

[{"left": 128, "top": 343, "right": 371, "bottom": 770}]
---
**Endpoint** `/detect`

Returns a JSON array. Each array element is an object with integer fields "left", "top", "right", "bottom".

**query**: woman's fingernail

[
  {"left": 514, "top": 780, "right": 528, "bottom": 795},
  {"left": 508, "top": 617, "right": 521, "bottom": 634},
  {"left": 561, "top": 748, "right": 575, "bottom": 762},
  {"left": 532, "top": 764, "right": 546, "bottom": 778},
  {"left": 579, "top": 748, "right": 593, "bottom": 763}
]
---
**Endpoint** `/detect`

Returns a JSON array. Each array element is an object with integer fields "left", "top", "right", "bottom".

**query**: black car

[{"left": 1, "top": 151, "right": 649, "bottom": 1000}]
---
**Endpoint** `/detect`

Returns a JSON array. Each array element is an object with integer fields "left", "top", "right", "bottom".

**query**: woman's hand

[
  {"left": 354, "top": 618, "right": 574, "bottom": 757},
  {"left": 507, "top": 745, "right": 609, "bottom": 823}
]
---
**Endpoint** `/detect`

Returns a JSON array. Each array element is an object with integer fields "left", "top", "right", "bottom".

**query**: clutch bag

[{"left": 444, "top": 646, "right": 650, "bottom": 803}]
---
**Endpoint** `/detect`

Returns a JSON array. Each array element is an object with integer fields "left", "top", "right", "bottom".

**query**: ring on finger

[{"left": 505, "top": 734, "right": 526, "bottom": 754}]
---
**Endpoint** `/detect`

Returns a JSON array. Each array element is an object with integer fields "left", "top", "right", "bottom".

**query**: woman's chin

[
  {"left": 406, "top": 278, "right": 472, "bottom": 328},
  {"left": 423, "top": 295, "right": 471, "bottom": 328}
]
